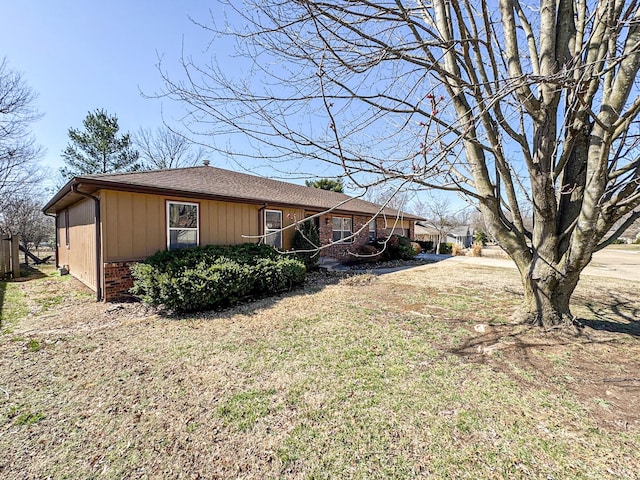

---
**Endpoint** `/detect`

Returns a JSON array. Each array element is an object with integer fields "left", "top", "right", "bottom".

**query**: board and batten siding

[
  {"left": 57, "top": 196, "right": 97, "bottom": 291},
  {"left": 100, "top": 190, "right": 304, "bottom": 262}
]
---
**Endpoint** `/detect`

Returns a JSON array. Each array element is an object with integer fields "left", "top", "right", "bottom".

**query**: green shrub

[
  {"left": 634, "top": 237, "right": 640, "bottom": 245},
  {"left": 438, "top": 243, "right": 453, "bottom": 254},
  {"left": 292, "top": 220, "right": 320, "bottom": 270},
  {"left": 130, "top": 244, "right": 306, "bottom": 313},
  {"left": 474, "top": 230, "right": 488, "bottom": 246},
  {"left": 416, "top": 240, "right": 433, "bottom": 252},
  {"left": 143, "top": 243, "right": 280, "bottom": 274},
  {"left": 398, "top": 236, "right": 418, "bottom": 260},
  {"left": 252, "top": 257, "right": 307, "bottom": 293}
]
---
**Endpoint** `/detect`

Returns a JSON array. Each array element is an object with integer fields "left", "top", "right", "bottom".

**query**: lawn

[{"left": 1, "top": 263, "right": 639, "bottom": 479}]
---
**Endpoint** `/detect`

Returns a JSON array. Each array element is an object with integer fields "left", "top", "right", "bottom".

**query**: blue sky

[{"left": 0, "top": 1, "right": 237, "bottom": 184}]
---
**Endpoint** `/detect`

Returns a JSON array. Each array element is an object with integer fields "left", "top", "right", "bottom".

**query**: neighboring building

[
  {"left": 43, "top": 165, "right": 421, "bottom": 301},
  {"left": 446, "top": 226, "right": 475, "bottom": 248},
  {"left": 414, "top": 222, "right": 475, "bottom": 249},
  {"left": 414, "top": 222, "right": 440, "bottom": 246}
]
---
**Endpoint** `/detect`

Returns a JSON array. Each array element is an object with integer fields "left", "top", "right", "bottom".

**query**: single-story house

[
  {"left": 414, "top": 222, "right": 440, "bottom": 245},
  {"left": 414, "top": 222, "right": 475, "bottom": 248},
  {"left": 446, "top": 226, "right": 475, "bottom": 248},
  {"left": 43, "top": 165, "right": 422, "bottom": 301}
]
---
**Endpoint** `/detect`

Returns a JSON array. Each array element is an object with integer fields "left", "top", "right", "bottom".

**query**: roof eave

[
  {"left": 42, "top": 178, "right": 77, "bottom": 215},
  {"left": 42, "top": 176, "right": 425, "bottom": 221}
]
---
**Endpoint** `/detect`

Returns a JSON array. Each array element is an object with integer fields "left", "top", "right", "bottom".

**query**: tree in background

[
  {"left": 135, "top": 126, "right": 206, "bottom": 170},
  {"left": 305, "top": 178, "right": 344, "bottom": 193},
  {"left": 0, "top": 58, "right": 43, "bottom": 208},
  {"left": 160, "top": 1, "right": 640, "bottom": 328},
  {"left": 363, "top": 185, "right": 410, "bottom": 212},
  {"left": 415, "top": 196, "right": 464, "bottom": 254},
  {"left": 60, "top": 109, "right": 140, "bottom": 180},
  {"left": 0, "top": 195, "right": 53, "bottom": 264}
]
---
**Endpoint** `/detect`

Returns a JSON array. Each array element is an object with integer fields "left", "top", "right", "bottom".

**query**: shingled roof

[{"left": 43, "top": 165, "right": 423, "bottom": 221}]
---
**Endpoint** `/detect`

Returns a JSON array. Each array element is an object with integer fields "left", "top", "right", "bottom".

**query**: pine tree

[{"left": 60, "top": 109, "right": 140, "bottom": 179}]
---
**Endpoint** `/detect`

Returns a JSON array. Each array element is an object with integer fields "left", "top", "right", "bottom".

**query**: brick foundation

[{"left": 103, "top": 261, "right": 137, "bottom": 302}]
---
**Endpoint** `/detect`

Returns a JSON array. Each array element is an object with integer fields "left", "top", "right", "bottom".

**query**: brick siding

[
  {"left": 103, "top": 261, "right": 137, "bottom": 302},
  {"left": 318, "top": 214, "right": 373, "bottom": 261}
]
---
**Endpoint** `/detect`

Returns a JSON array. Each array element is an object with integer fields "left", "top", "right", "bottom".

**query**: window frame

[
  {"left": 166, "top": 200, "right": 200, "bottom": 251},
  {"left": 332, "top": 216, "right": 353, "bottom": 243},
  {"left": 64, "top": 210, "right": 70, "bottom": 249},
  {"left": 368, "top": 219, "right": 376, "bottom": 242},
  {"left": 264, "top": 209, "right": 283, "bottom": 249}
]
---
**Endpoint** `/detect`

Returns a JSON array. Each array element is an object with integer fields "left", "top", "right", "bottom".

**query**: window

[
  {"left": 64, "top": 210, "right": 70, "bottom": 248},
  {"left": 332, "top": 217, "right": 352, "bottom": 243},
  {"left": 368, "top": 219, "right": 376, "bottom": 242},
  {"left": 264, "top": 210, "right": 282, "bottom": 249},
  {"left": 167, "top": 201, "right": 199, "bottom": 250}
]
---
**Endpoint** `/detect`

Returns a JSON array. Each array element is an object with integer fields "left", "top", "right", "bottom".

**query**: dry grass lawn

[{"left": 1, "top": 263, "right": 639, "bottom": 479}]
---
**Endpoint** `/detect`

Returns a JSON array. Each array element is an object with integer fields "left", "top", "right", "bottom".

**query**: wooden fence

[{"left": 1, "top": 235, "right": 20, "bottom": 279}]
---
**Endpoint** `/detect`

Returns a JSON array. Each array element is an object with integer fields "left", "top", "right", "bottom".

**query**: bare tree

[
  {"left": 363, "top": 185, "right": 411, "bottom": 212},
  {"left": 135, "top": 126, "right": 206, "bottom": 170},
  {"left": 0, "top": 58, "right": 43, "bottom": 207},
  {"left": 0, "top": 194, "right": 53, "bottom": 264},
  {"left": 159, "top": 1, "right": 640, "bottom": 328},
  {"left": 415, "top": 196, "right": 463, "bottom": 254}
]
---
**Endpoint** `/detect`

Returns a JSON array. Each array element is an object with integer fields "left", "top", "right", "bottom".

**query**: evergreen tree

[
  {"left": 60, "top": 109, "right": 140, "bottom": 179},
  {"left": 305, "top": 178, "right": 344, "bottom": 193},
  {"left": 292, "top": 219, "right": 320, "bottom": 270}
]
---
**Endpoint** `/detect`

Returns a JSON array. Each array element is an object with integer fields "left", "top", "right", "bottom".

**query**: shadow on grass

[
  {"left": 448, "top": 292, "right": 640, "bottom": 373},
  {"left": 14, "top": 265, "right": 48, "bottom": 282},
  {"left": 579, "top": 293, "right": 640, "bottom": 337}
]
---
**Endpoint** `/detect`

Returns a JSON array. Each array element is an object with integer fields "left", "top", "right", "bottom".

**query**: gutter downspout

[
  {"left": 71, "top": 185, "right": 102, "bottom": 302},
  {"left": 43, "top": 213, "right": 59, "bottom": 269}
]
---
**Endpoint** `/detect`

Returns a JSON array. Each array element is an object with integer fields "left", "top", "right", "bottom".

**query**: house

[
  {"left": 414, "top": 222, "right": 475, "bottom": 249},
  {"left": 446, "top": 226, "right": 475, "bottom": 248},
  {"left": 43, "top": 165, "right": 421, "bottom": 302},
  {"left": 414, "top": 222, "right": 440, "bottom": 246}
]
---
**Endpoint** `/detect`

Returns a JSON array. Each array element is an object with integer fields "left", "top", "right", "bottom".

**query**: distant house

[
  {"left": 446, "top": 226, "right": 475, "bottom": 248},
  {"left": 43, "top": 165, "right": 421, "bottom": 301},
  {"left": 414, "top": 222, "right": 475, "bottom": 249},
  {"left": 414, "top": 222, "right": 439, "bottom": 246}
]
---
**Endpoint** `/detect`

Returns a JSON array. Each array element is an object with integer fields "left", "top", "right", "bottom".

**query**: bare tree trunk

[{"left": 512, "top": 257, "right": 582, "bottom": 328}]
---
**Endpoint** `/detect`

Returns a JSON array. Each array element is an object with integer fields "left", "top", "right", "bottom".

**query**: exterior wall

[
  {"left": 100, "top": 191, "right": 308, "bottom": 262},
  {"left": 318, "top": 214, "right": 372, "bottom": 260},
  {"left": 316, "top": 214, "right": 415, "bottom": 261},
  {"left": 379, "top": 218, "right": 413, "bottom": 237},
  {"left": 263, "top": 205, "right": 305, "bottom": 251},
  {"left": 98, "top": 191, "right": 306, "bottom": 301},
  {"left": 57, "top": 196, "right": 98, "bottom": 291}
]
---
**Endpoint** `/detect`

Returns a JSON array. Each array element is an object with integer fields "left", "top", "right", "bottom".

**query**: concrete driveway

[{"left": 416, "top": 248, "right": 640, "bottom": 283}]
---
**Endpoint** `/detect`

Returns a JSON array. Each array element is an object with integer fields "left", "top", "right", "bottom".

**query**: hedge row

[{"left": 130, "top": 244, "right": 306, "bottom": 312}]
